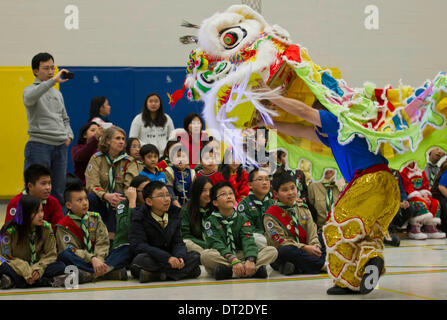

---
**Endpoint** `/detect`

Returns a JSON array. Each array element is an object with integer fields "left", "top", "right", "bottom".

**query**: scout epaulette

[
  {"left": 6, "top": 226, "right": 15, "bottom": 235},
  {"left": 94, "top": 151, "right": 102, "bottom": 157},
  {"left": 264, "top": 205, "right": 307, "bottom": 244},
  {"left": 89, "top": 211, "right": 100, "bottom": 218}
]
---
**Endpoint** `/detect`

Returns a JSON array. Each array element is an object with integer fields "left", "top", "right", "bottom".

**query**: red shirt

[
  {"left": 5, "top": 193, "right": 63, "bottom": 229},
  {"left": 196, "top": 170, "right": 225, "bottom": 185},
  {"left": 228, "top": 170, "right": 249, "bottom": 203},
  {"left": 71, "top": 136, "right": 99, "bottom": 184}
]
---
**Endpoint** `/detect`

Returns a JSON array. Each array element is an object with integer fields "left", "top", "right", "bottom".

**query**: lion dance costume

[{"left": 171, "top": 5, "right": 447, "bottom": 294}]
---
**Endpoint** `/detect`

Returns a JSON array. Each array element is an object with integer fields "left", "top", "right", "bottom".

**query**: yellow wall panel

[{"left": 0, "top": 67, "right": 58, "bottom": 199}]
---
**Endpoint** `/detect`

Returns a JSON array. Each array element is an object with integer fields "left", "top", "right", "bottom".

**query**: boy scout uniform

[
  {"left": 236, "top": 191, "right": 274, "bottom": 249},
  {"left": 263, "top": 203, "right": 321, "bottom": 249},
  {"left": 55, "top": 211, "right": 110, "bottom": 263},
  {"left": 180, "top": 205, "right": 211, "bottom": 253},
  {"left": 308, "top": 181, "right": 340, "bottom": 232},
  {"left": 113, "top": 200, "right": 132, "bottom": 250},
  {"left": 200, "top": 211, "right": 278, "bottom": 276},
  {"left": 0, "top": 221, "right": 58, "bottom": 280},
  {"left": 85, "top": 152, "right": 139, "bottom": 199},
  {"left": 236, "top": 192, "right": 274, "bottom": 234}
]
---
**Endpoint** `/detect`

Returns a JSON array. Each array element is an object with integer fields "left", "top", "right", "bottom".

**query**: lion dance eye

[{"left": 219, "top": 27, "right": 247, "bottom": 50}]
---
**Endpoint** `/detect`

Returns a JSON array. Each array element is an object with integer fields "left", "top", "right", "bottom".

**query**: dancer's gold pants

[{"left": 322, "top": 169, "right": 400, "bottom": 290}]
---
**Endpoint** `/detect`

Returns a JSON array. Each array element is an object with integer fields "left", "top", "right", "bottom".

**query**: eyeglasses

[
  {"left": 151, "top": 193, "right": 171, "bottom": 199},
  {"left": 40, "top": 66, "right": 55, "bottom": 71},
  {"left": 216, "top": 192, "right": 235, "bottom": 199},
  {"left": 130, "top": 145, "right": 140, "bottom": 149},
  {"left": 253, "top": 177, "right": 270, "bottom": 182}
]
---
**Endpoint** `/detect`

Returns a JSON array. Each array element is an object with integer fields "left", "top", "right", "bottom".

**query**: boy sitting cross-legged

[
  {"left": 56, "top": 183, "right": 131, "bottom": 283},
  {"left": 200, "top": 181, "right": 278, "bottom": 280},
  {"left": 129, "top": 181, "right": 201, "bottom": 282},
  {"left": 236, "top": 167, "right": 274, "bottom": 249},
  {"left": 264, "top": 172, "right": 326, "bottom": 275}
]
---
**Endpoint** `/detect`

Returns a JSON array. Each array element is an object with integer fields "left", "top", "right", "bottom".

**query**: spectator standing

[
  {"left": 23, "top": 52, "right": 74, "bottom": 205},
  {"left": 129, "top": 93, "right": 174, "bottom": 155}
]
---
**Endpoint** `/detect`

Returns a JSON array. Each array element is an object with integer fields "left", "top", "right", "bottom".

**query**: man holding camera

[{"left": 23, "top": 52, "right": 74, "bottom": 206}]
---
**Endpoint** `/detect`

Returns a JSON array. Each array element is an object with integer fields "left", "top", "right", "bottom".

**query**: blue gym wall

[{"left": 60, "top": 66, "right": 203, "bottom": 174}]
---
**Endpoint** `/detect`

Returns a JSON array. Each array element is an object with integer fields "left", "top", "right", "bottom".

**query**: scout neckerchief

[
  {"left": 67, "top": 212, "right": 93, "bottom": 253},
  {"left": 426, "top": 161, "right": 438, "bottom": 186},
  {"left": 275, "top": 201, "right": 301, "bottom": 242},
  {"left": 322, "top": 178, "right": 335, "bottom": 213},
  {"left": 200, "top": 207, "right": 209, "bottom": 240},
  {"left": 248, "top": 191, "right": 270, "bottom": 211},
  {"left": 212, "top": 210, "right": 238, "bottom": 254},
  {"left": 105, "top": 152, "right": 128, "bottom": 193},
  {"left": 29, "top": 228, "right": 37, "bottom": 265}
]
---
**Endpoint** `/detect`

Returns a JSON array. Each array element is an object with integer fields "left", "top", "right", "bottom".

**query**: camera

[{"left": 61, "top": 71, "right": 74, "bottom": 80}]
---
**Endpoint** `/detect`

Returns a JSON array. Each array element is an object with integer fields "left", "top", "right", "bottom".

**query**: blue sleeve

[
  {"left": 440, "top": 172, "right": 447, "bottom": 188},
  {"left": 398, "top": 176, "right": 407, "bottom": 201},
  {"left": 314, "top": 127, "right": 330, "bottom": 147},
  {"left": 317, "top": 110, "right": 340, "bottom": 136}
]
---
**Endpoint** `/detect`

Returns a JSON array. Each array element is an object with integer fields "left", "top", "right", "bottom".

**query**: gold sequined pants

[{"left": 322, "top": 169, "right": 400, "bottom": 290}]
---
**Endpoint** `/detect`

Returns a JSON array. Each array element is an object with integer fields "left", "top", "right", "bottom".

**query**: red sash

[
  {"left": 265, "top": 205, "right": 307, "bottom": 244},
  {"left": 57, "top": 216, "right": 95, "bottom": 251}
]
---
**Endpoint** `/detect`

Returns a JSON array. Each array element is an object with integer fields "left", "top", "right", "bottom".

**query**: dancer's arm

[
  {"left": 254, "top": 79, "right": 321, "bottom": 127},
  {"left": 273, "top": 122, "right": 322, "bottom": 144},
  {"left": 269, "top": 96, "right": 322, "bottom": 127}
]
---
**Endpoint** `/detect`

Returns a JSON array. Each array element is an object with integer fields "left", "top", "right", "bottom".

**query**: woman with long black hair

[
  {"left": 181, "top": 176, "right": 213, "bottom": 253},
  {"left": 129, "top": 93, "right": 174, "bottom": 155}
]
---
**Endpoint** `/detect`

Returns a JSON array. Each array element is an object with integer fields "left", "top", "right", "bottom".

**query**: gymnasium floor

[{"left": 0, "top": 202, "right": 446, "bottom": 300}]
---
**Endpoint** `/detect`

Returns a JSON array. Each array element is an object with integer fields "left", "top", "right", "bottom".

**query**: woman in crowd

[
  {"left": 170, "top": 112, "right": 208, "bottom": 170},
  {"left": 85, "top": 126, "right": 139, "bottom": 240},
  {"left": 89, "top": 96, "right": 112, "bottom": 128},
  {"left": 72, "top": 121, "right": 103, "bottom": 184},
  {"left": 129, "top": 93, "right": 174, "bottom": 155},
  {"left": 181, "top": 176, "right": 214, "bottom": 253}
]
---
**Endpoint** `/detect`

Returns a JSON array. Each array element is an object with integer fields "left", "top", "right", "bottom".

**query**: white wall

[{"left": 1, "top": 0, "right": 446, "bottom": 87}]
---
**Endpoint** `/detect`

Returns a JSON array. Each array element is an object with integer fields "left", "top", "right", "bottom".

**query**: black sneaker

[
  {"left": 78, "top": 270, "right": 95, "bottom": 284},
  {"left": 359, "top": 257, "right": 384, "bottom": 294},
  {"left": 51, "top": 274, "right": 69, "bottom": 288},
  {"left": 253, "top": 265, "right": 268, "bottom": 278},
  {"left": 279, "top": 262, "right": 295, "bottom": 275},
  {"left": 384, "top": 233, "right": 400, "bottom": 247},
  {"left": 100, "top": 268, "right": 128, "bottom": 281},
  {"left": 188, "top": 265, "right": 201, "bottom": 279},
  {"left": 0, "top": 274, "right": 13, "bottom": 289},
  {"left": 139, "top": 269, "right": 166, "bottom": 283},
  {"left": 327, "top": 286, "right": 360, "bottom": 295},
  {"left": 214, "top": 265, "right": 233, "bottom": 280}
]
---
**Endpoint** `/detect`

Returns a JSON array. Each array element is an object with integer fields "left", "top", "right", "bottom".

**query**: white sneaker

[
  {"left": 408, "top": 231, "right": 428, "bottom": 240},
  {"left": 424, "top": 224, "right": 446, "bottom": 239}
]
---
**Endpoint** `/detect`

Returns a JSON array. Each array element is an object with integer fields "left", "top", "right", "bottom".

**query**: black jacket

[{"left": 129, "top": 204, "right": 187, "bottom": 263}]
